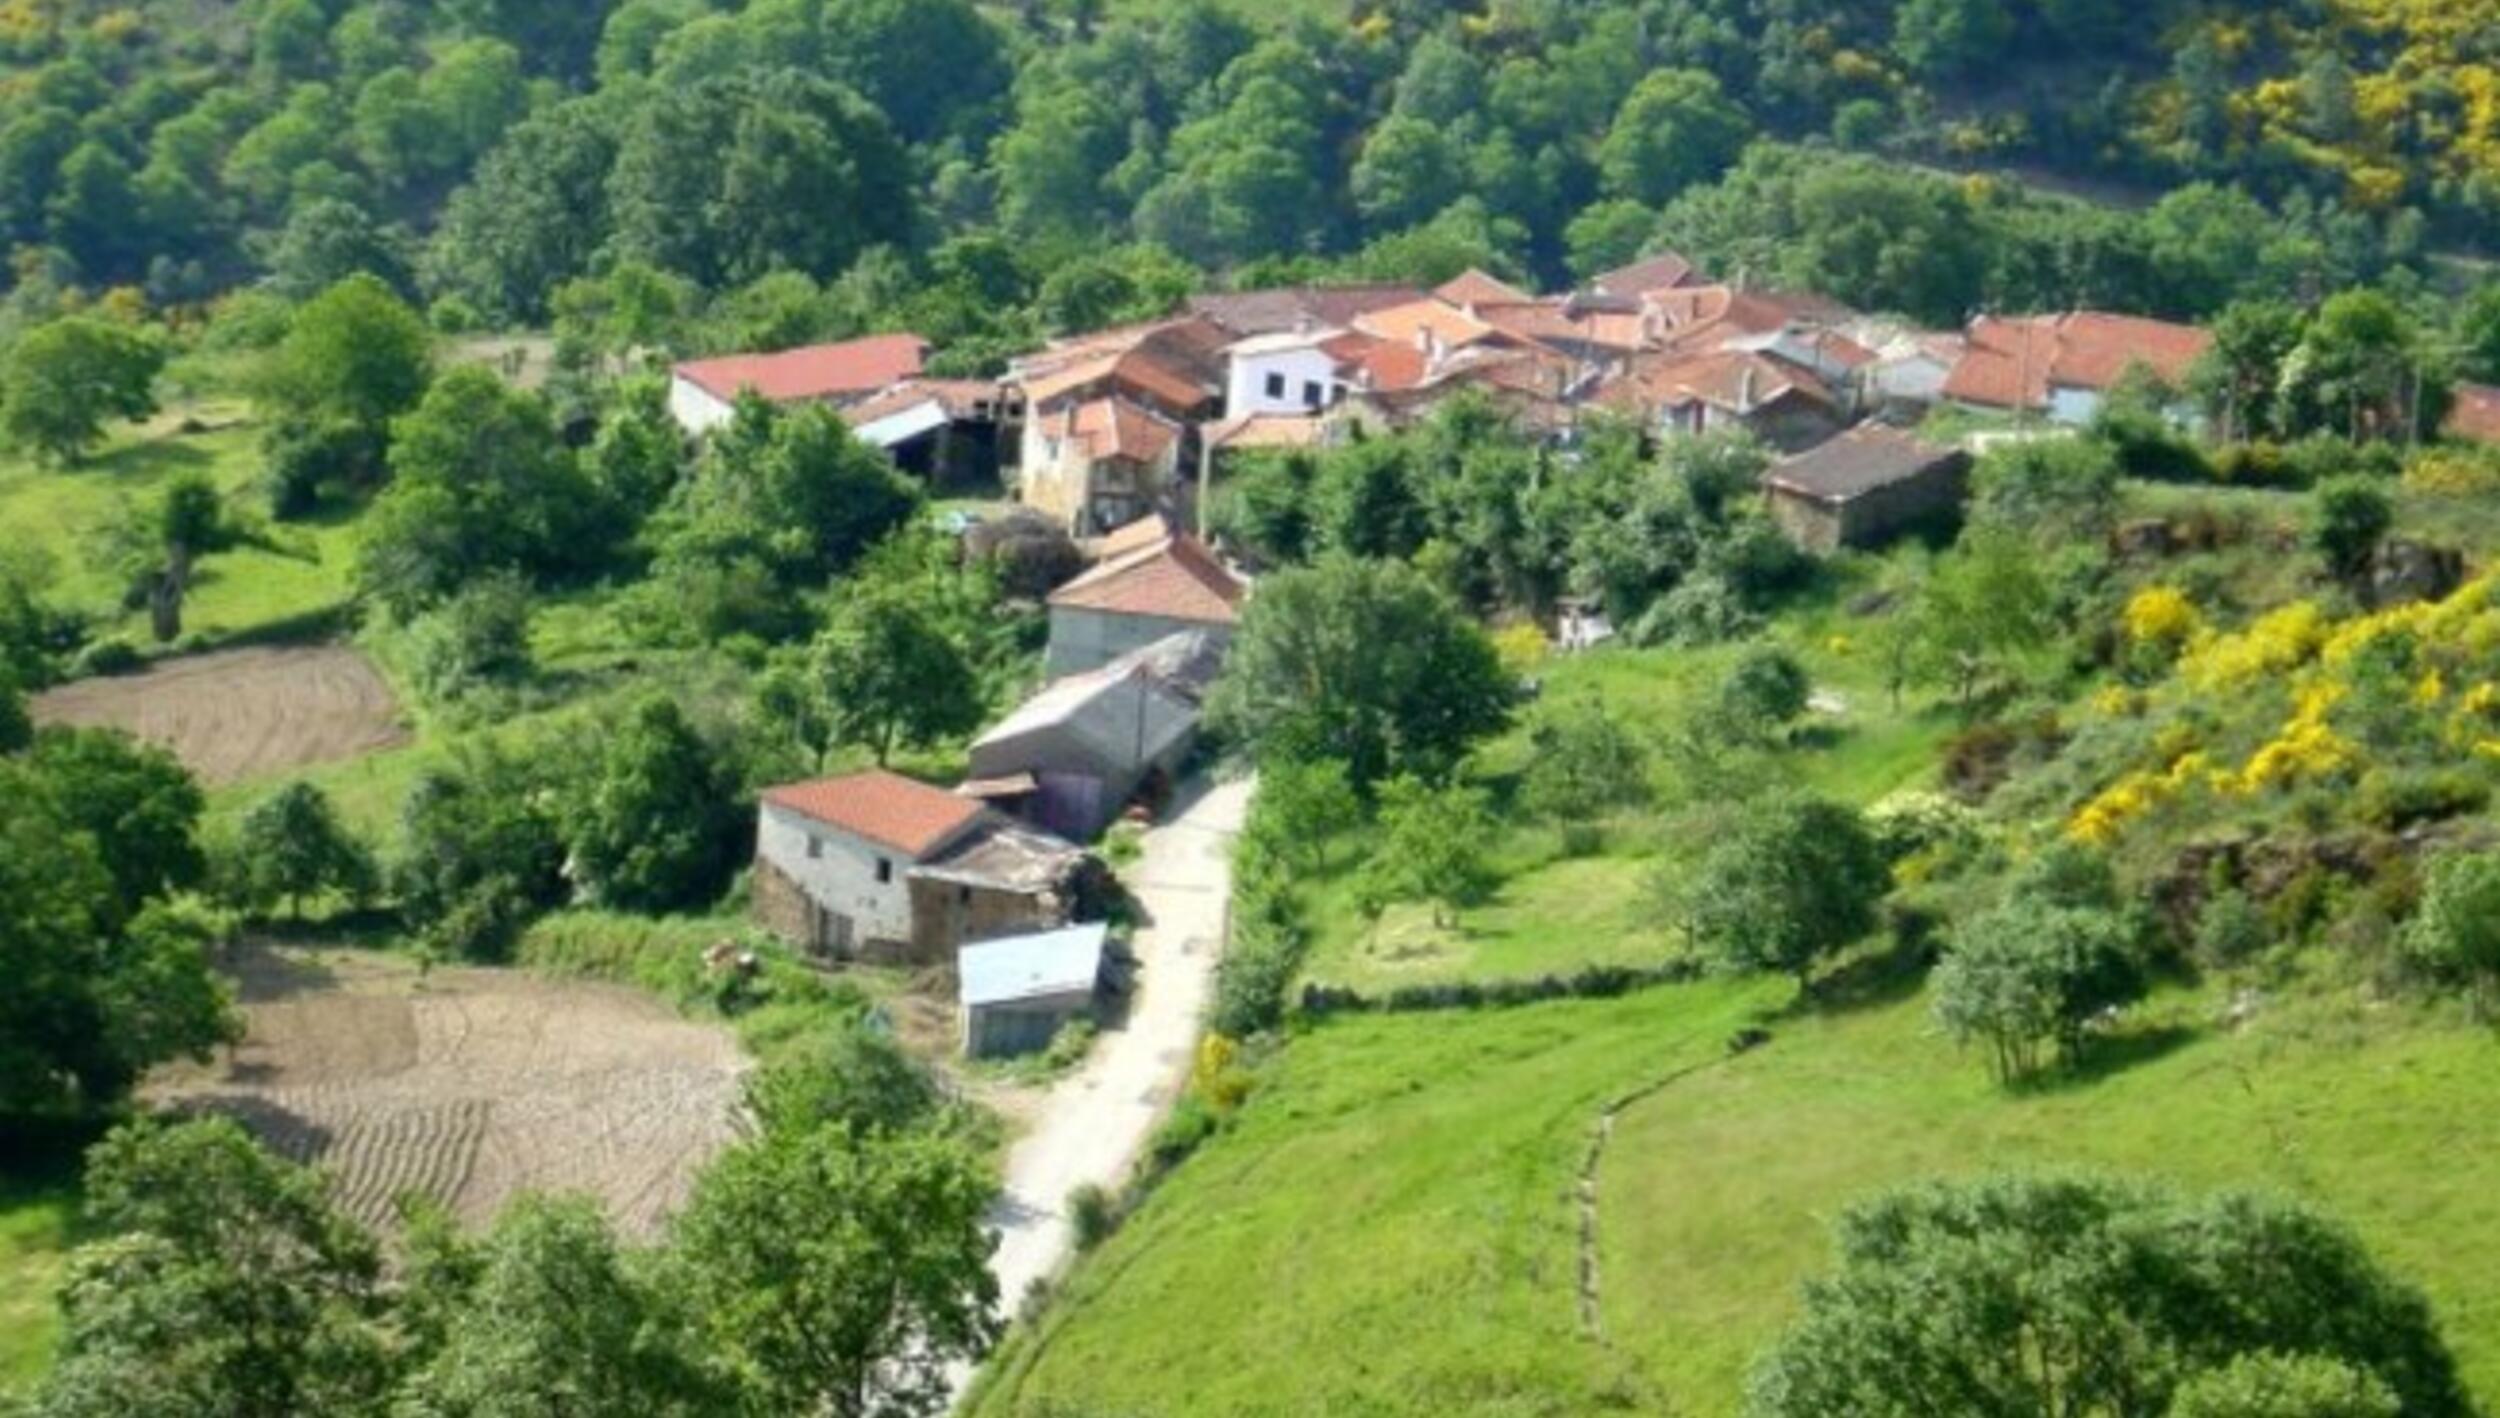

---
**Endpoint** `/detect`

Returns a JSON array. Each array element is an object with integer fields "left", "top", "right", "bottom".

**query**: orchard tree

[
  {"left": 745, "top": 1023, "right": 943, "bottom": 1141},
  {"left": 673, "top": 1126, "right": 1000, "bottom": 1418},
  {"left": 2310, "top": 475, "right": 2393, "bottom": 585},
  {"left": 809, "top": 586, "right": 983, "bottom": 767},
  {"left": 1250, "top": 756, "right": 1363, "bottom": 871},
  {"left": 237, "top": 782, "right": 376, "bottom": 920},
  {"left": 1746, "top": 1174, "right": 2469, "bottom": 1418},
  {"left": 1715, "top": 645, "right": 1812, "bottom": 743},
  {"left": 1686, "top": 794, "right": 1888, "bottom": 993},
  {"left": 1208, "top": 555, "right": 1515, "bottom": 788},
  {"left": 566, "top": 698, "right": 741, "bottom": 914},
  {"left": 101, "top": 471, "right": 239, "bottom": 643},
  {"left": 1, "top": 316, "right": 165, "bottom": 465},
  {"left": 394, "top": 1195, "right": 731, "bottom": 1417},
  {"left": 41, "top": 1118, "right": 391, "bottom": 1418},
  {"left": 1520, "top": 697, "right": 1651, "bottom": 826},
  {"left": 1915, "top": 529, "right": 2053, "bottom": 708},
  {"left": 1363, "top": 774, "right": 1496, "bottom": 929},
  {"left": 1932, "top": 899, "right": 2142, "bottom": 1084}
]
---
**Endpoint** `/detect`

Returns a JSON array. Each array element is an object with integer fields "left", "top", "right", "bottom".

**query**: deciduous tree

[
  {"left": 2, "top": 317, "right": 164, "bottom": 465},
  {"left": 1686, "top": 794, "right": 1887, "bottom": 993}
]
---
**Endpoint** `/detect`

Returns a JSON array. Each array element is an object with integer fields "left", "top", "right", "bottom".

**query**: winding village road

[{"left": 961, "top": 774, "right": 1251, "bottom": 1399}]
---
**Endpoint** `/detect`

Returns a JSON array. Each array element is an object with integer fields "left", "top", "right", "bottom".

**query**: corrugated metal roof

[{"left": 960, "top": 922, "right": 1109, "bottom": 1008}]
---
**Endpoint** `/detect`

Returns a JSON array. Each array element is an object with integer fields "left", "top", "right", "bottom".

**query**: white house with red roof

[
  {"left": 1044, "top": 517, "right": 1247, "bottom": 677},
  {"left": 1943, "top": 312, "right": 2212, "bottom": 425},
  {"left": 751, "top": 768, "right": 1096, "bottom": 963},
  {"left": 667, "top": 333, "right": 930, "bottom": 435}
]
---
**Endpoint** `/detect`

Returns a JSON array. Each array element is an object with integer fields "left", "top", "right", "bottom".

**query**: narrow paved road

[{"left": 969, "top": 775, "right": 1250, "bottom": 1385}]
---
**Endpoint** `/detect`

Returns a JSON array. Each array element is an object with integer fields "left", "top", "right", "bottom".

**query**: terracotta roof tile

[
  {"left": 1946, "top": 312, "right": 2212, "bottom": 410},
  {"left": 1596, "top": 349, "right": 1834, "bottom": 417},
  {"left": 1434, "top": 268, "right": 1536, "bottom": 307},
  {"left": 2447, "top": 382, "right": 2500, "bottom": 443},
  {"left": 1590, "top": 251, "right": 1704, "bottom": 299},
  {"left": 1067, "top": 397, "right": 1180, "bottom": 463},
  {"left": 1352, "top": 299, "right": 1502, "bottom": 351},
  {"left": 1048, "top": 533, "right": 1246, "bottom": 625},
  {"left": 762, "top": 769, "right": 985, "bottom": 857},
  {"left": 1205, "top": 412, "right": 1331, "bottom": 452},
  {"left": 1189, "top": 285, "right": 1425, "bottom": 337},
  {"left": 674, "top": 334, "right": 928, "bottom": 405}
]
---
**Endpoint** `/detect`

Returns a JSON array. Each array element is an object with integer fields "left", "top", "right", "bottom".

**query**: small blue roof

[{"left": 959, "top": 923, "right": 1109, "bottom": 1009}]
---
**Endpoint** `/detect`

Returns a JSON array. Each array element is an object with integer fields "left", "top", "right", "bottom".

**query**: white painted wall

[
  {"left": 669, "top": 376, "right": 735, "bottom": 437},
  {"left": 1226, "top": 345, "right": 1345, "bottom": 417},
  {"left": 754, "top": 802, "right": 918, "bottom": 944},
  {"left": 2048, "top": 385, "right": 2103, "bottom": 427}
]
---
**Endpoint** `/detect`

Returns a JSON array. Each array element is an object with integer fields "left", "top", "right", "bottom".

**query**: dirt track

[
  {"left": 149, "top": 946, "right": 748, "bottom": 1239},
  {"left": 31, "top": 644, "right": 409, "bottom": 786}
]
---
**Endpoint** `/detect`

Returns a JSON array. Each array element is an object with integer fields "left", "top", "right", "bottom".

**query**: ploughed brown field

[
  {"left": 150, "top": 945, "right": 749, "bottom": 1238},
  {"left": 31, "top": 644, "right": 409, "bottom": 786}
]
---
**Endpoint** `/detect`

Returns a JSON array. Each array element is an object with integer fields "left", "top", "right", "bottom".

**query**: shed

[
  {"left": 968, "top": 631, "right": 1218, "bottom": 839},
  {"left": 959, "top": 922, "right": 1111, "bottom": 1059},
  {"left": 1764, "top": 423, "right": 1971, "bottom": 555}
]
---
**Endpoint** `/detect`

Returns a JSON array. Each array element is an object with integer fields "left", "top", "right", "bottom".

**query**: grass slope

[
  {"left": 0, "top": 1172, "right": 85, "bottom": 1394},
  {"left": 0, "top": 405, "right": 360, "bottom": 651},
  {"left": 970, "top": 979, "right": 1782, "bottom": 1418},
  {"left": 1602, "top": 980, "right": 2500, "bottom": 1412}
]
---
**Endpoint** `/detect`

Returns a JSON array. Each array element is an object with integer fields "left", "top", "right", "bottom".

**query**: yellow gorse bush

[{"left": 2123, "top": 586, "right": 2203, "bottom": 650}]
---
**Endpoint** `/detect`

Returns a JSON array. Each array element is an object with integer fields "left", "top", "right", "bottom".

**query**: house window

[
  {"left": 875, "top": 857, "right": 893, "bottom": 885},
  {"left": 1302, "top": 380, "right": 1323, "bottom": 408},
  {"left": 806, "top": 836, "right": 822, "bottom": 861},
  {"left": 1264, "top": 371, "right": 1286, "bottom": 400},
  {"left": 958, "top": 886, "right": 973, "bottom": 906}
]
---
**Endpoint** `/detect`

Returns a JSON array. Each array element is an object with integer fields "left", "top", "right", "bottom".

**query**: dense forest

[{"left": 1, "top": 0, "right": 2496, "bottom": 356}]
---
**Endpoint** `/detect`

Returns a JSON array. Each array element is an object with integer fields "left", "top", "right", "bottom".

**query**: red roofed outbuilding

[
  {"left": 1045, "top": 520, "right": 1246, "bottom": 677},
  {"left": 668, "top": 334, "right": 929, "bottom": 434}
]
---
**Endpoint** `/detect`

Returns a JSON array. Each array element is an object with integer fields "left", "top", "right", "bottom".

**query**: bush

[
  {"left": 2194, "top": 888, "right": 2269, "bottom": 970},
  {"left": 404, "top": 575, "right": 534, "bottom": 707},
  {"left": 2356, "top": 767, "right": 2490, "bottom": 831},
  {"left": 2210, "top": 441, "right": 2306, "bottom": 490},
  {"left": 1069, "top": 1182, "right": 1119, "bottom": 1252},
  {"left": 1144, "top": 1093, "right": 1218, "bottom": 1175},
  {"left": 73, "top": 636, "right": 144, "bottom": 677}
]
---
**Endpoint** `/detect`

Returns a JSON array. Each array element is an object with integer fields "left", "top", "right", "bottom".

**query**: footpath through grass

[{"left": 969, "top": 978, "right": 1783, "bottom": 1418}]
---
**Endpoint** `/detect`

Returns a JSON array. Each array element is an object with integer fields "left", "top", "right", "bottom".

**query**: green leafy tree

[
  {"left": 745, "top": 1023, "right": 943, "bottom": 1141},
  {"left": 1745, "top": 1174, "right": 2469, "bottom": 1418},
  {"left": 809, "top": 586, "right": 984, "bottom": 767},
  {"left": 1715, "top": 646, "right": 1812, "bottom": 743},
  {"left": 1364, "top": 774, "right": 1496, "bottom": 929},
  {"left": 1208, "top": 555, "right": 1515, "bottom": 788},
  {"left": 425, "top": 99, "right": 623, "bottom": 324},
  {"left": 393, "top": 1195, "right": 732, "bottom": 1417},
  {"left": 1932, "top": 900, "right": 2142, "bottom": 1083},
  {"left": 257, "top": 273, "right": 434, "bottom": 508},
  {"left": 237, "top": 781, "right": 376, "bottom": 920},
  {"left": 2310, "top": 475, "right": 2393, "bottom": 584},
  {"left": 25, "top": 726, "right": 206, "bottom": 924},
  {"left": 1686, "top": 794, "right": 1887, "bottom": 993},
  {"left": 566, "top": 698, "right": 741, "bottom": 914},
  {"left": 2166, "top": 1354, "right": 2401, "bottom": 1418},
  {"left": 2400, "top": 850, "right": 2500, "bottom": 1016},
  {"left": 819, "top": 0, "right": 1010, "bottom": 147},
  {"left": 102, "top": 471, "right": 239, "bottom": 643},
  {"left": 41, "top": 1117, "right": 391, "bottom": 1418},
  {"left": 1520, "top": 698, "right": 1651, "bottom": 825},
  {"left": 2, "top": 317, "right": 165, "bottom": 465},
  {"left": 395, "top": 745, "right": 569, "bottom": 961},
  {"left": 1599, "top": 70, "right": 1751, "bottom": 207},
  {"left": 0, "top": 668, "right": 27, "bottom": 753},
  {"left": 2191, "top": 300, "right": 2307, "bottom": 443},
  {"left": 1891, "top": 0, "right": 2014, "bottom": 81},
  {"left": 1915, "top": 529, "right": 2053, "bottom": 708},
  {"left": 673, "top": 1126, "right": 1000, "bottom": 1418},
  {"left": 358, "top": 364, "right": 606, "bottom": 616},
  {"left": 2288, "top": 289, "right": 2438, "bottom": 444},
  {"left": 1251, "top": 756, "right": 1364, "bottom": 871}
]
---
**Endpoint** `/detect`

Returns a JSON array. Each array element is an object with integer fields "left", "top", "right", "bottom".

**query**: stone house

[
  {"left": 1763, "top": 422, "right": 1971, "bottom": 555},
  {"left": 751, "top": 770, "right": 1097, "bottom": 967},
  {"left": 1044, "top": 518, "right": 1246, "bottom": 678}
]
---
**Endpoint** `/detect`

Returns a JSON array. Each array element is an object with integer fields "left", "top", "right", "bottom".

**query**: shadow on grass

[
  {"left": 2003, "top": 1024, "right": 2203, "bottom": 1097},
  {"left": 88, "top": 436, "right": 214, "bottom": 483},
  {"left": 1791, "top": 935, "right": 1936, "bottom": 1020}
]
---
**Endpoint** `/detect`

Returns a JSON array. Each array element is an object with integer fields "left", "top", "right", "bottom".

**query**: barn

[{"left": 959, "top": 922, "right": 1111, "bottom": 1059}]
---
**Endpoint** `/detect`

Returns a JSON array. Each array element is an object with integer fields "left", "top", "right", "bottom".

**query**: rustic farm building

[
  {"left": 667, "top": 334, "right": 929, "bottom": 435},
  {"left": 1764, "top": 423, "right": 1971, "bottom": 555},
  {"left": 967, "top": 631, "right": 1220, "bottom": 840},
  {"left": 959, "top": 922, "right": 1111, "bottom": 1059},
  {"left": 1044, "top": 517, "right": 1246, "bottom": 678},
  {"left": 751, "top": 770, "right": 1100, "bottom": 966}
]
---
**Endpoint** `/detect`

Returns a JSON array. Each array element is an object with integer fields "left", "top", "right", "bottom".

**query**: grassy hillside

[{"left": 0, "top": 405, "right": 359, "bottom": 654}]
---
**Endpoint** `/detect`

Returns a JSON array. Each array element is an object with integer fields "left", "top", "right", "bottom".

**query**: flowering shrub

[
  {"left": 2179, "top": 602, "right": 2329, "bottom": 692},
  {"left": 2122, "top": 586, "right": 2203, "bottom": 652}
]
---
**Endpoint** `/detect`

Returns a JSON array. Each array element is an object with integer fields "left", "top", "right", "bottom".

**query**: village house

[
  {"left": 1942, "top": 311, "right": 2213, "bottom": 425},
  {"left": 966, "top": 630, "right": 1222, "bottom": 840},
  {"left": 1188, "top": 284, "right": 1423, "bottom": 339},
  {"left": 667, "top": 333, "right": 930, "bottom": 435},
  {"left": 959, "top": 922, "right": 1112, "bottom": 1059},
  {"left": 1224, "top": 325, "right": 1357, "bottom": 417},
  {"left": 1763, "top": 422, "right": 1972, "bottom": 555},
  {"left": 2445, "top": 382, "right": 2500, "bottom": 444},
  {"left": 1044, "top": 516, "right": 1246, "bottom": 678},
  {"left": 1585, "top": 251, "right": 1709, "bottom": 303},
  {"left": 1010, "top": 317, "right": 1227, "bottom": 534},
  {"left": 1593, "top": 347, "right": 1846, "bottom": 452},
  {"left": 750, "top": 769, "right": 1100, "bottom": 966},
  {"left": 838, "top": 378, "right": 1018, "bottom": 492}
]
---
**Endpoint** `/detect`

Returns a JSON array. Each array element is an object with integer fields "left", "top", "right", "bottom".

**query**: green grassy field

[
  {"left": 0, "top": 406, "right": 361, "bottom": 652},
  {"left": 969, "top": 978, "right": 1785, "bottom": 1418},
  {"left": 0, "top": 1175, "right": 83, "bottom": 1394}
]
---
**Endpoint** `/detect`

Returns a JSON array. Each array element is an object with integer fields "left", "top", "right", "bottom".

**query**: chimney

[{"left": 1739, "top": 362, "right": 1758, "bottom": 411}]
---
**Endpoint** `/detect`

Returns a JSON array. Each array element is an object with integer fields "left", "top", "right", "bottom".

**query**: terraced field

[
  {"left": 31, "top": 644, "right": 409, "bottom": 787},
  {"left": 148, "top": 945, "right": 748, "bottom": 1237}
]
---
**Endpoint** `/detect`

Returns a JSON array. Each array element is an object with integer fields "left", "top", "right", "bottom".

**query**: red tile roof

[
  {"left": 1067, "top": 397, "right": 1180, "bottom": 464},
  {"left": 2448, "top": 382, "right": 2500, "bottom": 443},
  {"left": 1590, "top": 252, "right": 1704, "bottom": 300},
  {"left": 1945, "top": 312, "right": 2214, "bottom": 410},
  {"left": 674, "top": 334, "right": 928, "bottom": 405},
  {"left": 1595, "top": 349, "right": 1835, "bottom": 418},
  {"left": 1353, "top": 298, "right": 1502, "bottom": 352},
  {"left": 1049, "top": 532, "right": 1246, "bottom": 625},
  {"left": 762, "top": 769, "right": 985, "bottom": 857},
  {"left": 1321, "top": 330, "right": 1429, "bottom": 391},
  {"left": 1435, "top": 268, "right": 1536, "bottom": 307}
]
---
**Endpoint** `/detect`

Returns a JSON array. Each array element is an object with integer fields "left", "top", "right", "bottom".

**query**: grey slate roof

[{"left": 1765, "top": 423, "right": 1968, "bottom": 504}]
